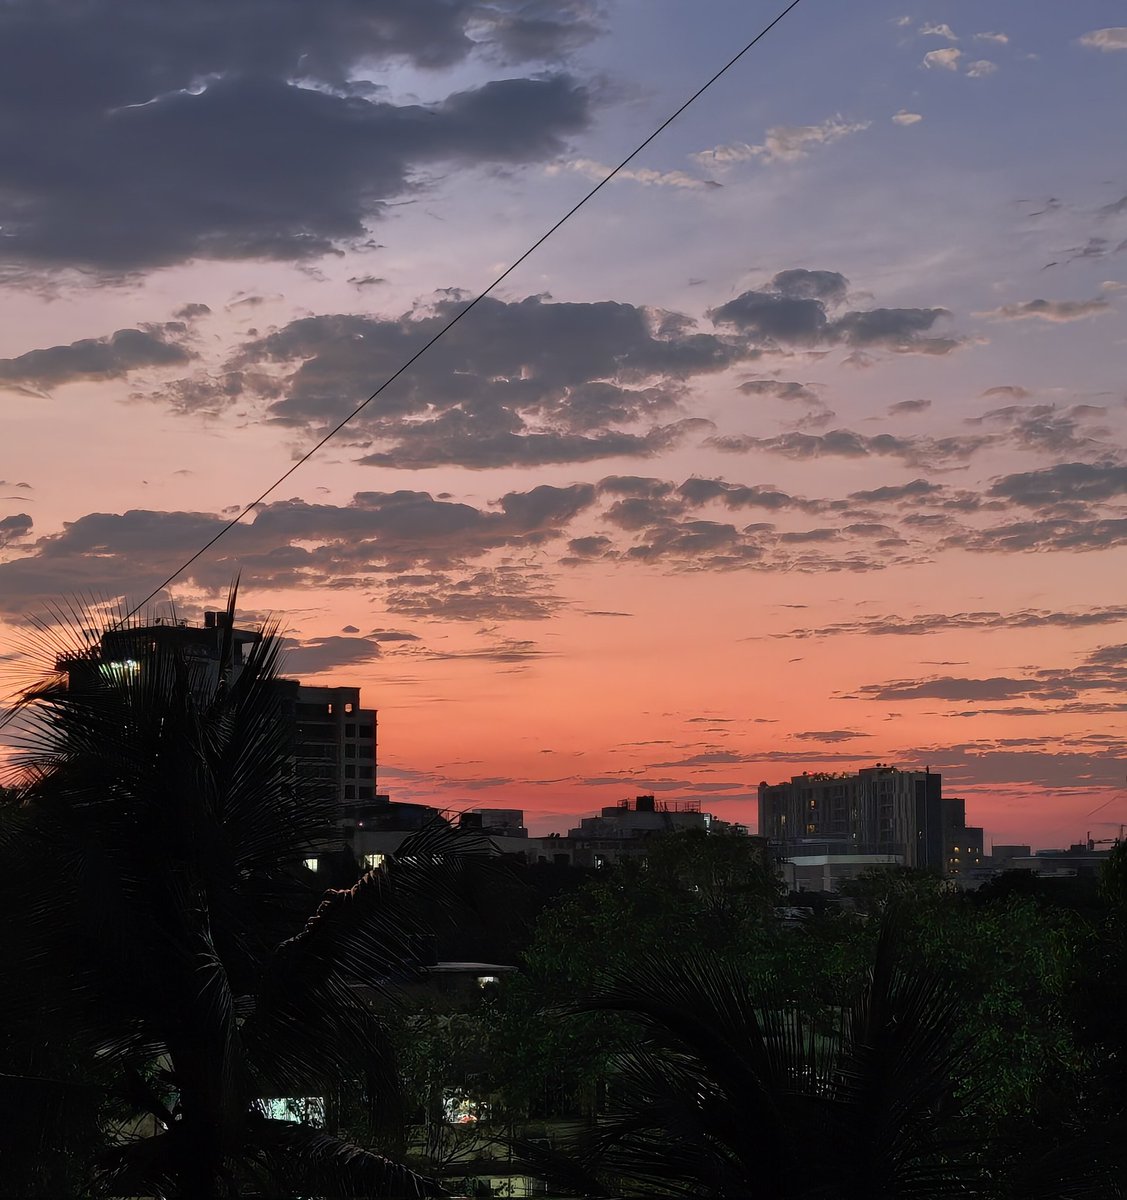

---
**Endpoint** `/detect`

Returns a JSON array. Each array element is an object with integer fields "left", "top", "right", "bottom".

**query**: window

[
  {"left": 345, "top": 724, "right": 356, "bottom": 738},
  {"left": 359, "top": 766, "right": 373, "bottom": 779},
  {"left": 345, "top": 785, "right": 356, "bottom": 800},
  {"left": 359, "top": 724, "right": 373, "bottom": 739},
  {"left": 303, "top": 858, "right": 318, "bottom": 872},
  {"left": 345, "top": 702, "right": 354, "bottom": 713},
  {"left": 345, "top": 765, "right": 356, "bottom": 779},
  {"left": 362, "top": 853, "right": 386, "bottom": 871},
  {"left": 345, "top": 744, "right": 356, "bottom": 758}
]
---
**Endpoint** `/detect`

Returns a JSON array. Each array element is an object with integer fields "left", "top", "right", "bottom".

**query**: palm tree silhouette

[
  {"left": 0, "top": 593, "right": 472, "bottom": 1198},
  {"left": 520, "top": 913, "right": 993, "bottom": 1199}
]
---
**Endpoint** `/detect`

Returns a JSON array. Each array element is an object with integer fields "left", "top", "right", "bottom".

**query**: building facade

[
  {"left": 941, "top": 797, "right": 985, "bottom": 879},
  {"left": 284, "top": 683, "right": 378, "bottom": 824},
  {"left": 58, "top": 611, "right": 379, "bottom": 826},
  {"left": 758, "top": 764, "right": 945, "bottom": 870}
]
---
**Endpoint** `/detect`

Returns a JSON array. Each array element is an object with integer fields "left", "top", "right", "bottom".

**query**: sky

[{"left": 1, "top": 0, "right": 1126, "bottom": 848}]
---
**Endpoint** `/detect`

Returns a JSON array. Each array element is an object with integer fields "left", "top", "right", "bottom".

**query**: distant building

[
  {"left": 758, "top": 764, "right": 945, "bottom": 870},
  {"left": 990, "top": 845, "right": 1032, "bottom": 872},
  {"left": 1007, "top": 843, "right": 1116, "bottom": 879},
  {"left": 466, "top": 808, "right": 528, "bottom": 838},
  {"left": 284, "top": 683, "right": 378, "bottom": 824},
  {"left": 942, "top": 798, "right": 985, "bottom": 879},
  {"left": 561, "top": 795, "right": 710, "bottom": 867},
  {"left": 58, "top": 610, "right": 378, "bottom": 827},
  {"left": 783, "top": 853, "right": 904, "bottom": 894}
]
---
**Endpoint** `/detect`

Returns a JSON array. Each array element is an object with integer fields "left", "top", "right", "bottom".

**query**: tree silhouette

[
  {"left": 0, "top": 594, "right": 473, "bottom": 1198},
  {"left": 519, "top": 911, "right": 993, "bottom": 1199}
]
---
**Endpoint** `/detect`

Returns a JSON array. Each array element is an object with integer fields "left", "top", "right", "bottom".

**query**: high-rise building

[
  {"left": 757, "top": 764, "right": 945, "bottom": 870},
  {"left": 285, "top": 683, "right": 378, "bottom": 824},
  {"left": 56, "top": 611, "right": 378, "bottom": 825}
]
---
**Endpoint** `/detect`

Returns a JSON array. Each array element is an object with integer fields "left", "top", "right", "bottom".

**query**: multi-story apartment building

[
  {"left": 57, "top": 611, "right": 378, "bottom": 825},
  {"left": 757, "top": 763, "right": 945, "bottom": 870},
  {"left": 941, "top": 797, "right": 985, "bottom": 878},
  {"left": 283, "top": 683, "right": 378, "bottom": 824}
]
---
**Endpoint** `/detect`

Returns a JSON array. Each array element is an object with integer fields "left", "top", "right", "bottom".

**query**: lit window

[
  {"left": 303, "top": 858, "right": 319, "bottom": 872},
  {"left": 477, "top": 975, "right": 500, "bottom": 987},
  {"left": 99, "top": 659, "right": 140, "bottom": 681},
  {"left": 362, "top": 853, "right": 386, "bottom": 871},
  {"left": 345, "top": 702, "right": 354, "bottom": 713}
]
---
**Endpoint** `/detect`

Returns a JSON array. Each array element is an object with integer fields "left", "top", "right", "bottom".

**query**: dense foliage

[
  {"left": 2, "top": 601, "right": 1125, "bottom": 1197},
  {"left": 0, "top": 601, "right": 482, "bottom": 1199}
]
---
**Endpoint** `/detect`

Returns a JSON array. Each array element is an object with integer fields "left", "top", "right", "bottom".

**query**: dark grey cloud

[
  {"left": 166, "top": 294, "right": 742, "bottom": 468},
  {"left": 596, "top": 476, "right": 677, "bottom": 499},
  {"left": 357, "top": 419, "right": 709, "bottom": 470},
  {"left": 830, "top": 307, "right": 957, "bottom": 353},
  {"left": 427, "top": 636, "right": 547, "bottom": 664},
  {"left": 564, "top": 535, "right": 614, "bottom": 559},
  {"left": 943, "top": 517, "right": 1127, "bottom": 554},
  {"left": 473, "top": 1, "right": 603, "bottom": 61},
  {"left": 910, "top": 743, "right": 1127, "bottom": 791},
  {"left": 0, "top": 326, "right": 192, "bottom": 394},
  {"left": 676, "top": 477, "right": 814, "bottom": 512},
  {"left": 847, "top": 479, "right": 940, "bottom": 504},
  {"left": 172, "top": 303, "right": 211, "bottom": 321},
  {"left": 779, "top": 528, "right": 840, "bottom": 544},
  {"left": 651, "top": 749, "right": 756, "bottom": 767},
  {"left": 709, "top": 270, "right": 958, "bottom": 356},
  {"left": 988, "top": 462, "right": 1127, "bottom": 508},
  {"left": 0, "top": 1, "right": 594, "bottom": 275},
  {"left": 967, "top": 403, "right": 1111, "bottom": 457},
  {"left": 981, "top": 297, "right": 1111, "bottom": 322},
  {"left": 980, "top": 385, "right": 1031, "bottom": 400},
  {"left": 709, "top": 291, "right": 830, "bottom": 344},
  {"left": 0, "top": 484, "right": 595, "bottom": 615},
  {"left": 281, "top": 634, "right": 384, "bottom": 675},
  {"left": 888, "top": 398, "right": 931, "bottom": 414},
  {"left": 768, "top": 269, "right": 849, "bottom": 305},
  {"left": 707, "top": 427, "right": 985, "bottom": 466},
  {"left": 386, "top": 567, "right": 562, "bottom": 622},
  {"left": 775, "top": 605, "right": 1127, "bottom": 640},
  {"left": 794, "top": 729, "right": 867, "bottom": 742},
  {"left": 855, "top": 676, "right": 1079, "bottom": 702},
  {"left": 738, "top": 378, "right": 823, "bottom": 405},
  {"left": 0, "top": 514, "right": 33, "bottom": 548},
  {"left": 853, "top": 639, "right": 1127, "bottom": 713}
]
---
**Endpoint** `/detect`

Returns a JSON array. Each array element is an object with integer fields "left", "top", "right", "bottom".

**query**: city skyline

[{"left": 2, "top": 1, "right": 1126, "bottom": 849}]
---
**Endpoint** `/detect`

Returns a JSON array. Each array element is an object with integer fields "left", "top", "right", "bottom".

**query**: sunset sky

[{"left": 2, "top": 0, "right": 1126, "bottom": 848}]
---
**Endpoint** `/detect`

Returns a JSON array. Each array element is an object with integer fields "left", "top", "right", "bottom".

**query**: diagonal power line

[{"left": 125, "top": 0, "right": 806, "bottom": 620}]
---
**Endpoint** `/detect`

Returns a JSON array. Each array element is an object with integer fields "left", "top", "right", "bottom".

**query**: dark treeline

[{"left": 1, "top": 607, "right": 1125, "bottom": 1198}]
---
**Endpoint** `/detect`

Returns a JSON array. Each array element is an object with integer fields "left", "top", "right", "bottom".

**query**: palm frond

[{"left": 250, "top": 1117, "right": 449, "bottom": 1198}]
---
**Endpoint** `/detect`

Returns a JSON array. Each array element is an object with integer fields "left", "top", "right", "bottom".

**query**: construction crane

[{"left": 1086, "top": 825, "right": 1125, "bottom": 852}]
